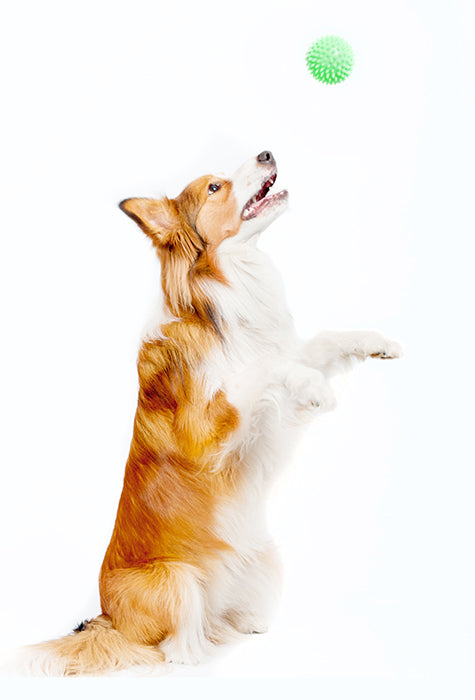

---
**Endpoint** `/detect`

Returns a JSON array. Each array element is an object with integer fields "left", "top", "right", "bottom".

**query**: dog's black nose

[{"left": 257, "top": 151, "right": 275, "bottom": 166}]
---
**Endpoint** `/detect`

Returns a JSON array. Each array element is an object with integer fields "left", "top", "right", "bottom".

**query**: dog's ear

[{"left": 119, "top": 197, "right": 179, "bottom": 243}]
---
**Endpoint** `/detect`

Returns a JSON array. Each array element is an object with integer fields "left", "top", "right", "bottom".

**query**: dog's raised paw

[
  {"left": 284, "top": 366, "right": 337, "bottom": 414},
  {"left": 368, "top": 338, "right": 403, "bottom": 360},
  {"left": 347, "top": 332, "right": 403, "bottom": 361}
]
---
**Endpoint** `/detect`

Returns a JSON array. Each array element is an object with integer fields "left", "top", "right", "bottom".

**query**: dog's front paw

[
  {"left": 350, "top": 331, "right": 403, "bottom": 361},
  {"left": 285, "top": 366, "right": 337, "bottom": 414}
]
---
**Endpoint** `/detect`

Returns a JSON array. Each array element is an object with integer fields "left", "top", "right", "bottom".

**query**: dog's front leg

[
  {"left": 302, "top": 330, "right": 402, "bottom": 379},
  {"left": 282, "top": 363, "right": 337, "bottom": 418}
]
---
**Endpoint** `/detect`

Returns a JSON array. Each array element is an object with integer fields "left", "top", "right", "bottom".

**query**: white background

[{"left": 1, "top": 0, "right": 474, "bottom": 698}]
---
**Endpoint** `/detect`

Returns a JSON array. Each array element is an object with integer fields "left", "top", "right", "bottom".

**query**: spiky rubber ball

[{"left": 306, "top": 36, "right": 354, "bottom": 85}]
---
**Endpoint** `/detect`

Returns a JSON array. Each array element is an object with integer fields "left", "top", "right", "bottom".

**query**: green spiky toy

[{"left": 306, "top": 35, "right": 354, "bottom": 85}]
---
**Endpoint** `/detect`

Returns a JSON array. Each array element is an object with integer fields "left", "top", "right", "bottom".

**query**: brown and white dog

[{"left": 23, "top": 151, "right": 401, "bottom": 675}]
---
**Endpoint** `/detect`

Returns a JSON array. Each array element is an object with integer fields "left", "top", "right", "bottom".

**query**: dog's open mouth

[{"left": 241, "top": 172, "right": 288, "bottom": 221}]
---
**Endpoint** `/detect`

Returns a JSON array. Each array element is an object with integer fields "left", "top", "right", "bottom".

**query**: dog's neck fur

[{"left": 204, "top": 239, "right": 297, "bottom": 356}]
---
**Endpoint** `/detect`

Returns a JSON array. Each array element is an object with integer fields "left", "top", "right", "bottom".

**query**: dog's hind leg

[
  {"left": 219, "top": 544, "right": 283, "bottom": 636},
  {"left": 100, "top": 561, "right": 211, "bottom": 665},
  {"left": 157, "top": 566, "right": 212, "bottom": 665}
]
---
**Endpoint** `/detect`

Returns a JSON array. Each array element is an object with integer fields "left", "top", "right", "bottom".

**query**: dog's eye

[{"left": 208, "top": 183, "right": 221, "bottom": 194}]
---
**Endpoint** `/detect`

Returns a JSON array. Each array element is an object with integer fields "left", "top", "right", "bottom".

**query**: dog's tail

[{"left": 14, "top": 615, "right": 165, "bottom": 676}]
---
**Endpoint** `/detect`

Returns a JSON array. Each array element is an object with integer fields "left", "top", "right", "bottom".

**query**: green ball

[{"left": 306, "top": 35, "right": 354, "bottom": 85}]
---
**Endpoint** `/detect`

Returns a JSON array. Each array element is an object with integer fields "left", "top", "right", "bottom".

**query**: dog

[{"left": 22, "top": 150, "right": 401, "bottom": 675}]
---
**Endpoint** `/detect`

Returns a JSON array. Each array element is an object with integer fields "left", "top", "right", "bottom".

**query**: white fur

[
  {"left": 168, "top": 156, "right": 401, "bottom": 656},
  {"left": 232, "top": 155, "right": 289, "bottom": 240}
]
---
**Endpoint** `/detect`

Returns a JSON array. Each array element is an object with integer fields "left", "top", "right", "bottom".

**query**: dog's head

[
  {"left": 120, "top": 151, "right": 288, "bottom": 320},
  {"left": 120, "top": 150, "right": 287, "bottom": 247}
]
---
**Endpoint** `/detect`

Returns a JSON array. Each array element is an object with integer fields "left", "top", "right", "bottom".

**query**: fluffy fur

[{"left": 19, "top": 151, "right": 401, "bottom": 675}]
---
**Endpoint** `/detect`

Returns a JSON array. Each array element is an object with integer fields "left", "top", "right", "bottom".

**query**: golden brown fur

[{"left": 23, "top": 172, "right": 244, "bottom": 675}]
